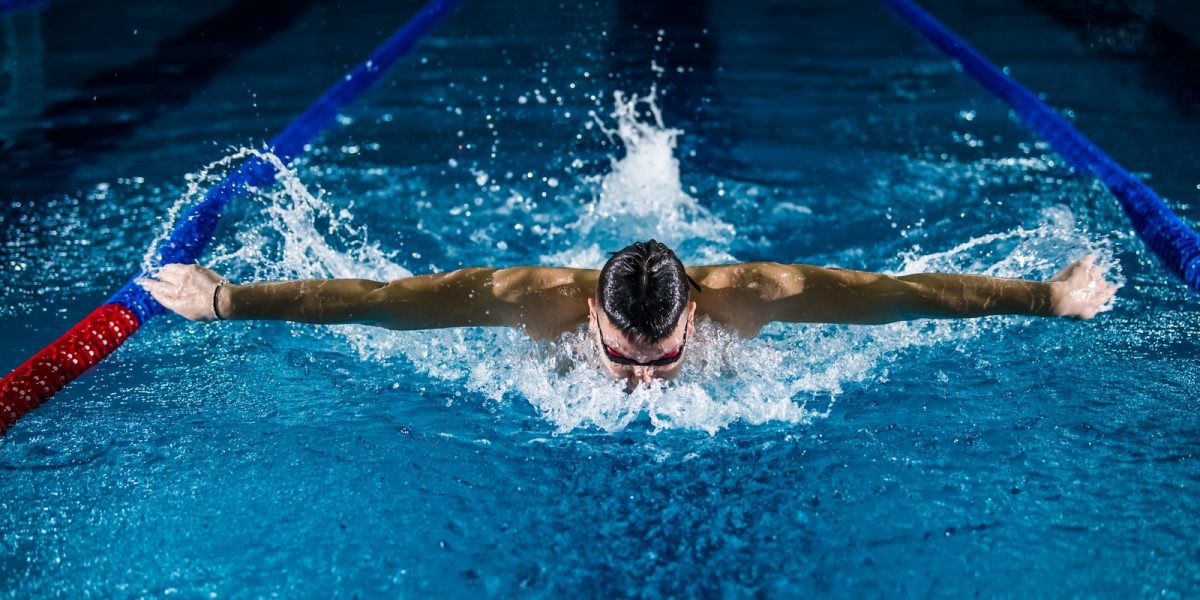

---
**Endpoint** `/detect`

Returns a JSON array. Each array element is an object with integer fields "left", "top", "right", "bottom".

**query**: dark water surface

[{"left": 2, "top": 0, "right": 1198, "bottom": 596}]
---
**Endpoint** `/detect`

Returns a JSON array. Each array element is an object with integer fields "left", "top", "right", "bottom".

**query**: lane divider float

[
  {"left": 0, "top": 0, "right": 460, "bottom": 434},
  {"left": 881, "top": 0, "right": 1200, "bottom": 290}
]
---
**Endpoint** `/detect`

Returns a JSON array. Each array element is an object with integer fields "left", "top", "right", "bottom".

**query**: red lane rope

[{"left": 0, "top": 304, "right": 139, "bottom": 434}]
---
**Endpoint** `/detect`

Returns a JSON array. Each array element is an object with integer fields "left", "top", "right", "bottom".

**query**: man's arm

[
  {"left": 139, "top": 263, "right": 596, "bottom": 337},
  {"left": 690, "top": 255, "right": 1117, "bottom": 335}
]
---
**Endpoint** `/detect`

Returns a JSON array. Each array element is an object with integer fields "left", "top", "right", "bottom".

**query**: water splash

[
  {"left": 210, "top": 150, "right": 407, "bottom": 284},
  {"left": 146, "top": 92, "right": 1116, "bottom": 434},
  {"left": 545, "top": 87, "right": 735, "bottom": 267},
  {"left": 140, "top": 147, "right": 257, "bottom": 273},
  {"left": 893, "top": 205, "right": 1123, "bottom": 314}
]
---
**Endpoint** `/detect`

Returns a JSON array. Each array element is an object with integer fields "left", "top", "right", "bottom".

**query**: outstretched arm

[
  {"left": 138, "top": 263, "right": 595, "bottom": 336},
  {"left": 691, "top": 255, "right": 1116, "bottom": 333}
]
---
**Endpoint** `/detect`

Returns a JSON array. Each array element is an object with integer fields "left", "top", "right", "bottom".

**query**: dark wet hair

[{"left": 597, "top": 240, "right": 701, "bottom": 343}]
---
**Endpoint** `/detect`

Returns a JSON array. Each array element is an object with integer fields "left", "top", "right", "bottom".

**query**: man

[{"left": 139, "top": 240, "right": 1116, "bottom": 389}]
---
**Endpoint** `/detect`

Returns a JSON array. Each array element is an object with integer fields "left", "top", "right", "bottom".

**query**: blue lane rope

[
  {"left": 108, "top": 0, "right": 460, "bottom": 322},
  {"left": 881, "top": 0, "right": 1200, "bottom": 291},
  {"left": 0, "top": 0, "right": 61, "bottom": 14}
]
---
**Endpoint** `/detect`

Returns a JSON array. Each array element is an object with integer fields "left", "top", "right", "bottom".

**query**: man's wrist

[
  {"left": 217, "top": 283, "right": 237, "bottom": 320},
  {"left": 1046, "top": 280, "right": 1068, "bottom": 317}
]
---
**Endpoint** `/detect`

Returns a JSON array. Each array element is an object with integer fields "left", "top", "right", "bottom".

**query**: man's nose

[{"left": 633, "top": 367, "right": 654, "bottom": 387}]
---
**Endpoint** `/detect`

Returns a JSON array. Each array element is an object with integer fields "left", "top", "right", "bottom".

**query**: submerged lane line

[
  {"left": 0, "top": 0, "right": 62, "bottom": 15},
  {"left": 881, "top": 0, "right": 1200, "bottom": 292},
  {"left": 0, "top": 0, "right": 460, "bottom": 435}
]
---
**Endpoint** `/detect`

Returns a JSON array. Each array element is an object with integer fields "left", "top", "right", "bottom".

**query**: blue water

[{"left": 3, "top": 0, "right": 1200, "bottom": 596}]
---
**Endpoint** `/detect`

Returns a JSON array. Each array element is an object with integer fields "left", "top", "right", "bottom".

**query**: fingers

[
  {"left": 1083, "top": 259, "right": 1115, "bottom": 296},
  {"left": 135, "top": 262, "right": 226, "bottom": 321},
  {"left": 136, "top": 277, "right": 172, "bottom": 301},
  {"left": 139, "top": 264, "right": 189, "bottom": 297},
  {"left": 1095, "top": 284, "right": 1119, "bottom": 310},
  {"left": 148, "top": 262, "right": 226, "bottom": 287},
  {"left": 1096, "top": 282, "right": 1118, "bottom": 305},
  {"left": 136, "top": 277, "right": 185, "bottom": 314},
  {"left": 1051, "top": 254, "right": 1089, "bottom": 282},
  {"left": 149, "top": 263, "right": 189, "bottom": 286},
  {"left": 1073, "top": 253, "right": 1110, "bottom": 288},
  {"left": 1074, "top": 254, "right": 1097, "bottom": 282},
  {"left": 1079, "top": 281, "right": 1119, "bottom": 319}
]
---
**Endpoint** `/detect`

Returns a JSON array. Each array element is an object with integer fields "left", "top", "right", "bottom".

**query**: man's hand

[
  {"left": 1048, "top": 254, "right": 1117, "bottom": 319},
  {"left": 137, "top": 263, "right": 228, "bottom": 321}
]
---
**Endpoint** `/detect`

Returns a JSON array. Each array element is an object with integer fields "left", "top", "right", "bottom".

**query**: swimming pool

[{"left": 2, "top": 0, "right": 1199, "bottom": 595}]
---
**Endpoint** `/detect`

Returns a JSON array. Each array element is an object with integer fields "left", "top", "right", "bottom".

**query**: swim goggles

[{"left": 593, "top": 313, "right": 689, "bottom": 367}]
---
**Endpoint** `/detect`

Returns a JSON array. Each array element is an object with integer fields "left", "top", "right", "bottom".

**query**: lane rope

[
  {"left": 880, "top": 0, "right": 1200, "bottom": 290},
  {"left": 0, "top": 0, "right": 459, "bottom": 434},
  {"left": 0, "top": 0, "right": 60, "bottom": 14}
]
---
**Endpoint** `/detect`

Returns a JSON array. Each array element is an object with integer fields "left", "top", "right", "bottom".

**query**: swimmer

[{"left": 139, "top": 240, "right": 1116, "bottom": 389}]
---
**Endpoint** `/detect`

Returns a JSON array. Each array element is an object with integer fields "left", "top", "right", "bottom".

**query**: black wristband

[{"left": 213, "top": 280, "right": 228, "bottom": 321}]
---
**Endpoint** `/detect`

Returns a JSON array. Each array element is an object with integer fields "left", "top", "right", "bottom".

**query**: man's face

[{"left": 587, "top": 297, "right": 696, "bottom": 390}]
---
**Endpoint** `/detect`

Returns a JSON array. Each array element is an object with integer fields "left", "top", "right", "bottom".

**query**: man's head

[{"left": 588, "top": 240, "right": 700, "bottom": 388}]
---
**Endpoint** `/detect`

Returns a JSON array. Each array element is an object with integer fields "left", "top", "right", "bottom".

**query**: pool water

[{"left": 2, "top": 0, "right": 1199, "bottom": 595}]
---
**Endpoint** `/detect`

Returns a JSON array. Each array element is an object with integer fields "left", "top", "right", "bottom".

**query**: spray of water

[
  {"left": 140, "top": 147, "right": 257, "bottom": 273},
  {"left": 147, "top": 92, "right": 1112, "bottom": 434},
  {"left": 546, "top": 87, "right": 736, "bottom": 267}
]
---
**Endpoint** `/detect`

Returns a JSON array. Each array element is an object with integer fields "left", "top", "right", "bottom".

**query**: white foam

[
  {"left": 141, "top": 148, "right": 257, "bottom": 273},
  {"left": 149, "top": 93, "right": 1117, "bottom": 434},
  {"left": 545, "top": 87, "right": 735, "bottom": 267}
]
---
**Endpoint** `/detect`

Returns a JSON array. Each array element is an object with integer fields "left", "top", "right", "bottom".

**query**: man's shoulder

[
  {"left": 487, "top": 266, "right": 593, "bottom": 335},
  {"left": 687, "top": 262, "right": 801, "bottom": 299},
  {"left": 491, "top": 266, "right": 596, "bottom": 299}
]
